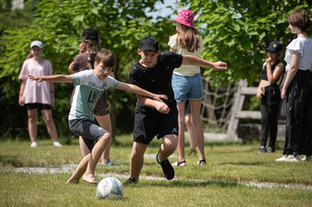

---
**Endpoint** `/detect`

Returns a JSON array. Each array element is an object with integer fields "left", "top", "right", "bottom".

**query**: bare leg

[
  {"left": 67, "top": 132, "right": 111, "bottom": 184},
  {"left": 95, "top": 114, "right": 112, "bottom": 163},
  {"left": 41, "top": 109, "right": 58, "bottom": 142},
  {"left": 176, "top": 102, "right": 186, "bottom": 164},
  {"left": 159, "top": 134, "right": 178, "bottom": 160},
  {"left": 190, "top": 100, "right": 206, "bottom": 164},
  {"left": 129, "top": 141, "right": 147, "bottom": 179},
  {"left": 185, "top": 113, "right": 196, "bottom": 150},
  {"left": 27, "top": 109, "right": 38, "bottom": 143},
  {"left": 79, "top": 136, "right": 90, "bottom": 157}
]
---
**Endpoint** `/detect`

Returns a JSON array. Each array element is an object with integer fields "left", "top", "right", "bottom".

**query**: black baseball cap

[
  {"left": 81, "top": 28, "right": 98, "bottom": 40},
  {"left": 139, "top": 37, "right": 159, "bottom": 53},
  {"left": 266, "top": 41, "right": 282, "bottom": 53}
]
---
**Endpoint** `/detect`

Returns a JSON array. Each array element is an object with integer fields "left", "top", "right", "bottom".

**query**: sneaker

[
  {"left": 259, "top": 146, "right": 267, "bottom": 153},
  {"left": 53, "top": 141, "right": 63, "bottom": 147},
  {"left": 276, "top": 155, "right": 300, "bottom": 162},
  {"left": 101, "top": 160, "right": 118, "bottom": 166},
  {"left": 302, "top": 155, "right": 312, "bottom": 161},
  {"left": 267, "top": 146, "right": 275, "bottom": 153},
  {"left": 156, "top": 151, "right": 174, "bottom": 180},
  {"left": 30, "top": 142, "right": 37, "bottom": 147},
  {"left": 123, "top": 177, "right": 137, "bottom": 185}
]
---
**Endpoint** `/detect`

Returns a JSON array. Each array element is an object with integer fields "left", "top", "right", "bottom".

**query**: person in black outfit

[
  {"left": 257, "top": 41, "right": 284, "bottom": 153},
  {"left": 124, "top": 37, "right": 227, "bottom": 184}
]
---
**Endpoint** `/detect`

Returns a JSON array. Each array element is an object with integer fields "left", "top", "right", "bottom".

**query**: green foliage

[
  {"left": 180, "top": 0, "right": 311, "bottom": 85},
  {"left": 0, "top": 0, "right": 176, "bottom": 138}
]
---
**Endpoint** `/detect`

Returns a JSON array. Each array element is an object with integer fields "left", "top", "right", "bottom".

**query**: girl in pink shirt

[{"left": 18, "top": 40, "right": 62, "bottom": 147}]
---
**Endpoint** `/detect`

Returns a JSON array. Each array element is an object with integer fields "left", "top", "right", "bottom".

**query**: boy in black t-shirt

[{"left": 125, "top": 37, "right": 227, "bottom": 184}]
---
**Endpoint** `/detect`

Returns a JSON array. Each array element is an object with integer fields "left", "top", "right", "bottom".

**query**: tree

[
  {"left": 0, "top": 0, "right": 177, "bottom": 140},
  {"left": 179, "top": 0, "right": 311, "bottom": 85}
]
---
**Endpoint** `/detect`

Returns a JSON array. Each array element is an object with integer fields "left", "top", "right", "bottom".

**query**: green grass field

[{"left": 1, "top": 135, "right": 311, "bottom": 207}]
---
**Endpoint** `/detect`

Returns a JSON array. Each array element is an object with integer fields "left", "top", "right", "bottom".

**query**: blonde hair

[{"left": 176, "top": 23, "right": 200, "bottom": 52}]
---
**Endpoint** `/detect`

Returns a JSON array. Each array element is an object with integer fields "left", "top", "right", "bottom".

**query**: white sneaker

[
  {"left": 276, "top": 155, "right": 300, "bottom": 162},
  {"left": 302, "top": 155, "right": 312, "bottom": 161},
  {"left": 30, "top": 142, "right": 37, "bottom": 147},
  {"left": 53, "top": 141, "right": 63, "bottom": 147}
]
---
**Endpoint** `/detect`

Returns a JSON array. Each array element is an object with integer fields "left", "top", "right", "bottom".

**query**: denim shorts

[{"left": 172, "top": 73, "right": 204, "bottom": 102}]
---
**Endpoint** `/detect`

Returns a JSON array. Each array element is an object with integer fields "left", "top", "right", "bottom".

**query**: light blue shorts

[{"left": 172, "top": 73, "right": 204, "bottom": 103}]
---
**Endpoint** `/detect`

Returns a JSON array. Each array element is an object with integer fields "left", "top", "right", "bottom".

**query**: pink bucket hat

[{"left": 173, "top": 9, "right": 195, "bottom": 28}]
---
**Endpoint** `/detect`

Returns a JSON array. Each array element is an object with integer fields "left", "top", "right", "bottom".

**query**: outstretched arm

[
  {"left": 182, "top": 55, "right": 228, "bottom": 70},
  {"left": 28, "top": 74, "right": 73, "bottom": 83},
  {"left": 115, "top": 82, "right": 168, "bottom": 102}
]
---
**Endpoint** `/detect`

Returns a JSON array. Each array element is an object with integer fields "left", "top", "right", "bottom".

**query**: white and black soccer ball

[{"left": 96, "top": 177, "right": 124, "bottom": 200}]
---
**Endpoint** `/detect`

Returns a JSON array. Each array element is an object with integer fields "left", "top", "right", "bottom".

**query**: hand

[
  {"left": 281, "top": 88, "right": 287, "bottom": 100},
  {"left": 266, "top": 56, "right": 272, "bottom": 65},
  {"left": 154, "top": 101, "right": 170, "bottom": 114},
  {"left": 18, "top": 96, "right": 25, "bottom": 106},
  {"left": 28, "top": 75, "right": 42, "bottom": 82},
  {"left": 153, "top": 94, "right": 168, "bottom": 102},
  {"left": 213, "top": 62, "right": 228, "bottom": 70},
  {"left": 256, "top": 88, "right": 263, "bottom": 99},
  {"left": 79, "top": 43, "right": 87, "bottom": 54}
]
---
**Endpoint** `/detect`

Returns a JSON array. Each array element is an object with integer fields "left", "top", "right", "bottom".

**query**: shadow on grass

[
  {"left": 218, "top": 162, "right": 262, "bottom": 166},
  {"left": 0, "top": 155, "right": 23, "bottom": 167},
  {"left": 127, "top": 179, "right": 240, "bottom": 188}
]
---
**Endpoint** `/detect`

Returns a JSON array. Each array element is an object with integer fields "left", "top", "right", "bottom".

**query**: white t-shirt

[
  {"left": 284, "top": 37, "right": 312, "bottom": 72},
  {"left": 168, "top": 34, "right": 203, "bottom": 76},
  {"left": 69, "top": 70, "right": 119, "bottom": 121}
]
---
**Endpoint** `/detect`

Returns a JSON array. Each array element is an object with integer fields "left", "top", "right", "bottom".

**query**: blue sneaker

[{"left": 101, "top": 160, "right": 118, "bottom": 166}]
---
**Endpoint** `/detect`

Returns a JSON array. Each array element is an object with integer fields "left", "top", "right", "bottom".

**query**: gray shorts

[{"left": 68, "top": 118, "right": 107, "bottom": 152}]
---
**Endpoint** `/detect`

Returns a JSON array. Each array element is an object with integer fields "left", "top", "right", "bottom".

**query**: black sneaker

[
  {"left": 123, "top": 177, "right": 137, "bottom": 185},
  {"left": 156, "top": 151, "right": 174, "bottom": 180}
]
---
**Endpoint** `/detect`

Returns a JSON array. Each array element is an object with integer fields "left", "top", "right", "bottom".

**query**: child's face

[
  {"left": 138, "top": 49, "right": 159, "bottom": 68},
  {"left": 288, "top": 24, "right": 301, "bottom": 34},
  {"left": 94, "top": 61, "right": 113, "bottom": 80},
  {"left": 266, "top": 51, "right": 278, "bottom": 60},
  {"left": 30, "top": 46, "right": 43, "bottom": 58}
]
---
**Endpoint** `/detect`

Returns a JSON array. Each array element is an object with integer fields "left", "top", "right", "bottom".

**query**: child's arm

[
  {"left": 182, "top": 55, "right": 228, "bottom": 70},
  {"left": 28, "top": 75, "right": 73, "bottom": 83},
  {"left": 115, "top": 82, "right": 168, "bottom": 102},
  {"left": 137, "top": 95, "right": 170, "bottom": 114}
]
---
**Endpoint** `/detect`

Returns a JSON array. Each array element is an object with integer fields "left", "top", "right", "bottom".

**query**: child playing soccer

[
  {"left": 125, "top": 37, "right": 227, "bottom": 184},
  {"left": 29, "top": 48, "right": 167, "bottom": 184}
]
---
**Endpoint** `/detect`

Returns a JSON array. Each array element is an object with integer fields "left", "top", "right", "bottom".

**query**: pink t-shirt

[{"left": 18, "top": 58, "right": 53, "bottom": 105}]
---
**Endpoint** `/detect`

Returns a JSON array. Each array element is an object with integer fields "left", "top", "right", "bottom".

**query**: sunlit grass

[{"left": 0, "top": 135, "right": 312, "bottom": 206}]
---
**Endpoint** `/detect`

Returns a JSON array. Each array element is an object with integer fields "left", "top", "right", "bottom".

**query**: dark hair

[
  {"left": 286, "top": 10, "right": 310, "bottom": 33},
  {"left": 81, "top": 37, "right": 100, "bottom": 69},
  {"left": 95, "top": 49, "right": 115, "bottom": 68}
]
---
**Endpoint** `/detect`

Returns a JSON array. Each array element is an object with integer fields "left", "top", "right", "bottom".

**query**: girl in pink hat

[{"left": 168, "top": 9, "right": 218, "bottom": 166}]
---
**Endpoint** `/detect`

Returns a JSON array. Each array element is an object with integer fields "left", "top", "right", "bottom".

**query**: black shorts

[
  {"left": 25, "top": 103, "right": 51, "bottom": 110},
  {"left": 133, "top": 111, "right": 178, "bottom": 145}
]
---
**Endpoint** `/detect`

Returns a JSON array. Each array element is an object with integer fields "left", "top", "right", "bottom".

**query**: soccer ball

[{"left": 96, "top": 177, "right": 124, "bottom": 200}]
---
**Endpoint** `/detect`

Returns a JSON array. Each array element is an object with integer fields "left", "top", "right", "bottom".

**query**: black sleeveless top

[{"left": 261, "top": 61, "right": 281, "bottom": 82}]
